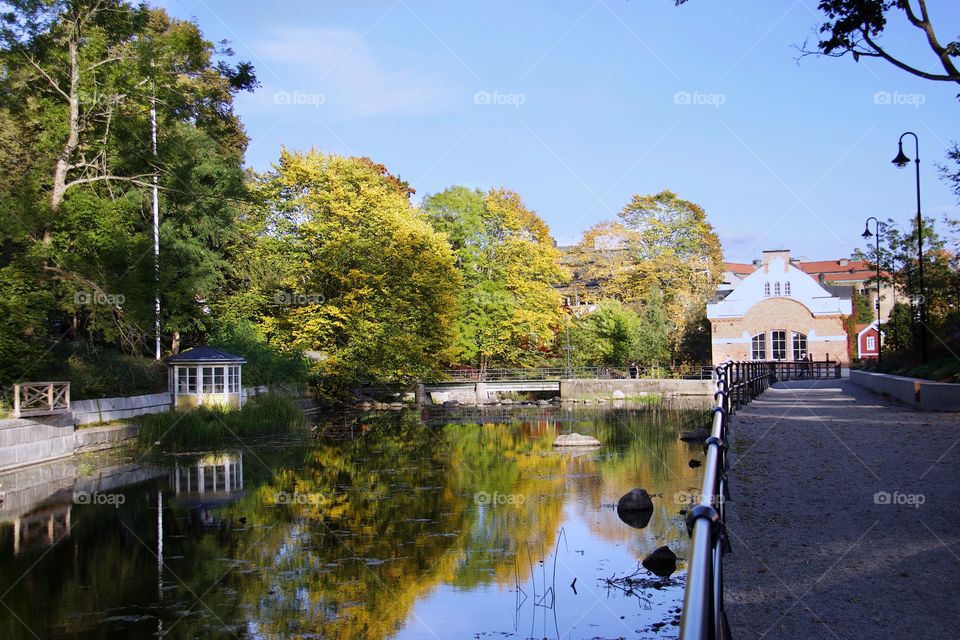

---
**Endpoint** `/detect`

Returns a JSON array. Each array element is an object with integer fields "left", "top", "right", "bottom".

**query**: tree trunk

[{"left": 50, "top": 40, "right": 79, "bottom": 213}]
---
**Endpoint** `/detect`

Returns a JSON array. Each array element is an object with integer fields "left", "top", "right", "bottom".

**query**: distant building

[
  {"left": 855, "top": 322, "right": 883, "bottom": 360},
  {"left": 707, "top": 250, "right": 852, "bottom": 366},
  {"left": 723, "top": 256, "right": 893, "bottom": 322}
]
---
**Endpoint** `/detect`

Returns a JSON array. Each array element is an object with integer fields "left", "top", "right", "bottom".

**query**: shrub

[{"left": 138, "top": 393, "right": 304, "bottom": 450}]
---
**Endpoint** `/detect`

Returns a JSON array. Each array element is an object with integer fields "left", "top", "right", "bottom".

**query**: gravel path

[{"left": 724, "top": 378, "right": 960, "bottom": 640}]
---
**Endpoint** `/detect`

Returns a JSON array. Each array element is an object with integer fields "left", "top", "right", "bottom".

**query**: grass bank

[{"left": 138, "top": 393, "right": 305, "bottom": 450}]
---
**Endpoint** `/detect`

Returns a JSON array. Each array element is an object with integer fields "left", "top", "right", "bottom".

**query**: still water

[{"left": 0, "top": 403, "right": 710, "bottom": 639}]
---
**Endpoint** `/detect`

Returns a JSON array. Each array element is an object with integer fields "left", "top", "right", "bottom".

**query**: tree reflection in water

[{"left": 0, "top": 404, "right": 708, "bottom": 639}]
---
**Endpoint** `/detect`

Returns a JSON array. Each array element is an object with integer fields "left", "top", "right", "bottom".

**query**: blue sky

[{"left": 156, "top": 0, "right": 960, "bottom": 262}]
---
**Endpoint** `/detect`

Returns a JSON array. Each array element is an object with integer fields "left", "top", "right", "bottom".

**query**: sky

[{"left": 154, "top": 0, "right": 960, "bottom": 263}]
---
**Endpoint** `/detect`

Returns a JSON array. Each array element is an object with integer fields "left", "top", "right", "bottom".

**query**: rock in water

[
  {"left": 642, "top": 546, "right": 677, "bottom": 577},
  {"left": 616, "top": 488, "right": 654, "bottom": 528},
  {"left": 617, "top": 488, "right": 654, "bottom": 511},
  {"left": 553, "top": 433, "right": 601, "bottom": 447},
  {"left": 612, "top": 390, "right": 626, "bottom": 399}
]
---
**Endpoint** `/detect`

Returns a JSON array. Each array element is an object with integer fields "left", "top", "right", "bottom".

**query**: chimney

[
  {"left": 762, "top": 249, "right": 790, "bottom": 273},
  {"left": 839, "top": 258, "right": 849, "bottom": 267}
]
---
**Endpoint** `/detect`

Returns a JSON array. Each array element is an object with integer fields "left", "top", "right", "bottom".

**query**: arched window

[
  {"left": 751, "top": 333, "right": 766, "bottom": 360},
  {"left": 764, "top": 282, "right": 770, "bottom": 297},
  {"left": 774, "top": 281, "right": 781, "bottom": 296},
  {"left": 784, "top": 281, "right": 791, "bottom": 296}
]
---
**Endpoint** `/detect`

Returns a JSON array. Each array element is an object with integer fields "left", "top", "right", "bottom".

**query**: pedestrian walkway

[{"left": 724, "top": 379, "right": 960, "bottom": 640}]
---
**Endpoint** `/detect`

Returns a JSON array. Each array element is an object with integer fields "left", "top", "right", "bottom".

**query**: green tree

[
  {"left": 574, "top": 190, "right": 722, "bottom": 362},
  {"left": 422, "top": 186, "right": 567, "bottom": 373},
  {"left": 568, "top": 300, "right": 643, "bottom": 367},
  {"left": 635, "top": 287, "right": 672, "bottom": 366},
  {"left": 248, "top": 150, "right": 460, "bottom": 392},
  {"left": 0, "top": 0, "right": 257, "bottom": 379}
]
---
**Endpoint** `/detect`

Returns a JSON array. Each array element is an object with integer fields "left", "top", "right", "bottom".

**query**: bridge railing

[
  {"left": 680, "top": 361, "right": 773, "bottom": 640},
  {"left": 439, "top": 365, "right": 713, "bottom": 382}
]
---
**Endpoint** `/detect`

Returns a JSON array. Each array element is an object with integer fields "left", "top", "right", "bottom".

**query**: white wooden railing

[{"left": 12, "top": 382, "right": 71, "bottom": 418}]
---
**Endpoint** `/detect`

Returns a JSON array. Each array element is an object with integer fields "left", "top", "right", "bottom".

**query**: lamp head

[
  {"left": 891, "top": 142, "right": 910, "bottom": 167},
  {"left": 861, "top": 225, "right": 873, "bottom": 239}
]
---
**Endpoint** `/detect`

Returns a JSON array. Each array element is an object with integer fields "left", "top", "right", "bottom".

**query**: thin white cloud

[{"left": 254, "top": 27, "right": 456, "bottom": 118}]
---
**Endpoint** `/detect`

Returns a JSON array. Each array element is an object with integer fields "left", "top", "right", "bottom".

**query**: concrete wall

[
  {"left": 850, "top": 370, "right": 960, "bottom": 412},
  {"left": 72, "top": 392, "right": 170, "bottom": 425},
  {"left": 74, "top": 423, "right": 140, "bottom": 453},
  {"left": 0, "top": 417, "right": 76, "bottom": 471},
  {"left": 559, "top": 378, "right": 713, "bottom": 399}
]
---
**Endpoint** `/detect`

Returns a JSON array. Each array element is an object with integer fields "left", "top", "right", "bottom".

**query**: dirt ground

[{"left": 723, "top": 379, "right": 960, "bottom": 640}]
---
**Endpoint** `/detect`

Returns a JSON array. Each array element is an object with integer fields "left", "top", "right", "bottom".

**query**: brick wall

[{"left": 711, "top": 297, "right": 849, "bottom": 365}]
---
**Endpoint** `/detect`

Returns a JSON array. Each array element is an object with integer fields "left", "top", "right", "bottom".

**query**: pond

[{"left": 0, "top": 403, "right": 711, "bottom": 639}]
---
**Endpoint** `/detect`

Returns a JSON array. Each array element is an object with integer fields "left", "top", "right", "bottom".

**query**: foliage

[
  {"left": 0, "top": 0, "right": 257, "bottom": 384},
  {"left": 243, "top": 150, "right": 461, "bottom": 392},
  {"left": 808, "top": 0, "right": 960, "bottom": 89},
  {"left": 572, "top": 190, "right": 722, "bottom": 364},
  {"left": 208, "top": 319, "right": 309, "bottom": 390},
  {"left": 422, "top": 186, "right": 567, "bottom": 373},
  {"left": 138, "top": 392, "right": 303, "bottom": 450},
  {"left": 852, "top": 287, "right": 875, "bottom": 323}
]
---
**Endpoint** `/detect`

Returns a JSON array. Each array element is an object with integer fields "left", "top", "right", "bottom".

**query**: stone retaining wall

[
  {"left": 72, "top": 392, "right": 170, "bottom": 425},
  {"left": 850, "top": 370, "right": 960, "bottom": 412},
  {"left": 559, "top": 378, "right": 714, "bottom": 399}
]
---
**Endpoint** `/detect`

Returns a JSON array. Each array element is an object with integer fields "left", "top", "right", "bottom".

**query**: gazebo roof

[{"left": 165, "top": 346, "right": 246, "bottom": 365}]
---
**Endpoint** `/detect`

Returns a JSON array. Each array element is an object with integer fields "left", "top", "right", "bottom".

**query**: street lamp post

[
  {"left": 891, "top": 131, "right": 927, "bottom": 363},
  {"left": 861, "top": 217, "right": 884, "bottom": 365}
]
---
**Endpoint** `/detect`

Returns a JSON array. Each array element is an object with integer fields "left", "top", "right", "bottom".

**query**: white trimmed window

[
  {"left": 784, "top": 281, "right": 791, "bottom": 296},
  {"left": 772, "top": 330, "right": 787, "bottom": 360},
  {"left": 751, "top": 334, "right": 766, "bottom": 360},
  {"left": 177, "top": 367, "right": 198, "bottom": 394},
  {"left": 792, "top": 333, "right": 807, "bottom": 359},
  {"left": 774, "top": 281, "right": 781, "bottom": 296},
  {"left": 764, "top": 282, "right": 770, "bottom": 296},
  {"left": 866, "top": 336, "right": 876, "bottom": 351}
]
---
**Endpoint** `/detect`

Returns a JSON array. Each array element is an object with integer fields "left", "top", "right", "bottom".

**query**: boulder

[
  {"left": 642, "top": 546, "right": 677, "bottom": 577},
  {"left": 612, "top": 390, "right": 626, "bottom": 399},
  {"left": 441, "top": 400, "right": 460, "bottom": 408},
  {"left": 537, "top": 399, "right": 551, "bottom": 406},
  {"left": 617, "top": 488, "right": 654, "bottom": 512},
  {"left": 553, "top": 433, "right": 601, "bottom": 447}
]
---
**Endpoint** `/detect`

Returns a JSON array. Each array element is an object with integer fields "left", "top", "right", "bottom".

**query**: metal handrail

[{"left": 680, "top": 361, "right": 773, "bottom": 640}]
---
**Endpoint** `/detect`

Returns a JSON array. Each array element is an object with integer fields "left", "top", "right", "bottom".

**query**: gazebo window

[
  {"left": 177, "top": 367, "right": 197, "bottom": 394},
  {"left": 228, "top": 366, "right": 241, "bottom": 393}
]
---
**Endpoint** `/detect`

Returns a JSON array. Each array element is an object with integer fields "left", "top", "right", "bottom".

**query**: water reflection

[{"left": 0, "top": 404, "right": 709, "bottom": 639}]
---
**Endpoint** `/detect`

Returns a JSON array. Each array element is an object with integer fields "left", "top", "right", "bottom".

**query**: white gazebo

[{"left": 165, "top": 346, "right": 246, "bottom": 410}]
